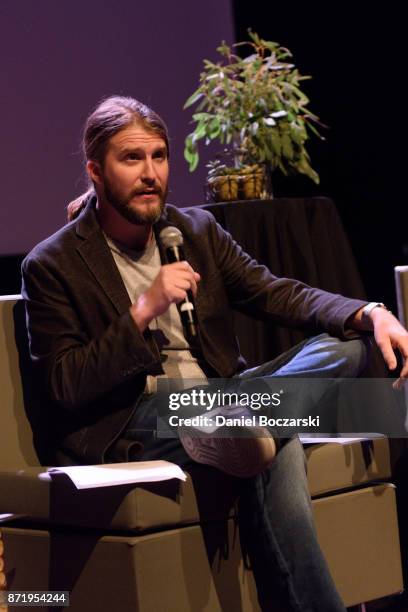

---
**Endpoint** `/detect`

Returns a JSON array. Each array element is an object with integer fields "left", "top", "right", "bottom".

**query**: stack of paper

[{"left": 48, "top": 460, "right": 187, "bottom": 490}]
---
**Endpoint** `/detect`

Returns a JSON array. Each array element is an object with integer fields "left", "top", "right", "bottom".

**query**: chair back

[
  {"left": 394, "top": 266, "right": 408, "bottom": 434},
  {"left": 395, "top": 266, "right": 408, "bottom": 326},
  {"left": 0, "top": 295, "right": 39, "bottom": 468}
]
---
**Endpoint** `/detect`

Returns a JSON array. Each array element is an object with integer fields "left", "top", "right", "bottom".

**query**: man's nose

[{"left": 141, "top": 157, "right": 156, "bottom": 182}]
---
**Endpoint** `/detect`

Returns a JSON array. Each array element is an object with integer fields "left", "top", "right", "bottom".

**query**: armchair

[{"left": 0, "top": 294, "right": 403, "bottom": 610}]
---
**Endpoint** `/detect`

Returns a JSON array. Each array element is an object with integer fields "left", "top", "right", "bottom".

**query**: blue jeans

[{"left": 124, "top": 333, "right": 368, "bottom": 611}]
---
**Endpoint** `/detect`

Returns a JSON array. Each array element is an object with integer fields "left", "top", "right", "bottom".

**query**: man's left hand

[{"left": 351, "top": 306, "right": 408, "bottom": 388}]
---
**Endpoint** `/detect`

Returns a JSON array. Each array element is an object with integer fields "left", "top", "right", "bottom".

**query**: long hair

[{"left": 67, "top": 95, "right": 169, "bottom": 222}]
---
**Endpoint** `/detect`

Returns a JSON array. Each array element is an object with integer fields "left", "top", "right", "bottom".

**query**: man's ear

[{"left": 87, "top": 160, "right": 103, "bottom": 186}]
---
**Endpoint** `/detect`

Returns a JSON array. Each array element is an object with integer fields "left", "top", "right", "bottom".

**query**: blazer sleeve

[
  {"left": 207, "top": 214, "right": 368, "bottom": 338},
  {"left": 21, "top": 254, "right": 162, "bottom": 412}
]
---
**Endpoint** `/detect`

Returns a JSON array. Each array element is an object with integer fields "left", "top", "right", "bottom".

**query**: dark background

[
  {"left": 233, "top": 1, "right": 407, "bottom": 310},
  {"left": 1, "top": 1, "right": 406, "bottom": 312}
]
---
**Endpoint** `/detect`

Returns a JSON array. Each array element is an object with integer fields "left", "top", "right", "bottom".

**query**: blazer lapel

[{"left": 75, "top": 198, "right": 131, "bottom": 315}]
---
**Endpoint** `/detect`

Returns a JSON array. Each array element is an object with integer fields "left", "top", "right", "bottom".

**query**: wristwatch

[{"left": 361, "top": 302, "right": 389, "bottom": 325}]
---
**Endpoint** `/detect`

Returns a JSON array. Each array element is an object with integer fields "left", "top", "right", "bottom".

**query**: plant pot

[
  {"left": 207, "top": 175, "right": 239, "bottom": 202},
  {"left": 242, "top": 170, "right": 264, "bottom": 199},
  {"left": 206, "top": 165, "right": 270, "bottom": 202}
]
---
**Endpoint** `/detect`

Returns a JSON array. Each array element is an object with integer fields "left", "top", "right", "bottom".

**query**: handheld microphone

[{"left": 159, "top": 226, "right": 198, "bottom": 339}]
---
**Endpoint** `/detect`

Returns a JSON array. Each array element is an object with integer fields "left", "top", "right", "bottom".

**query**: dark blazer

[{"left": 21, "top": 197, "right": 366, "bottom": 465}]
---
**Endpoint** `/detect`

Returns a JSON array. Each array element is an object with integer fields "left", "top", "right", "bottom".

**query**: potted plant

[{"left": 184, "top": 30, "right": 324, "bottom": 202}]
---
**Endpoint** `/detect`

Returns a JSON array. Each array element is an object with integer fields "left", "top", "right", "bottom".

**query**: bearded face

[
  {"left": 102, "top": 172, "right": 168, "bottom": 226},
  {"left": 92, "top": 123, "right": 169, "bottom": 226}
]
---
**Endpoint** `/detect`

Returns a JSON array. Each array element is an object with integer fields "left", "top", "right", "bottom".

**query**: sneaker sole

[{"left": 179, "top": 427, "right": 276, "bottom": 478}]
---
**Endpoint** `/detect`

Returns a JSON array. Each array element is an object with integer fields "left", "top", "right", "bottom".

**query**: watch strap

[{"left": 362, "top": 302, "right": 388, "bottom": 325}]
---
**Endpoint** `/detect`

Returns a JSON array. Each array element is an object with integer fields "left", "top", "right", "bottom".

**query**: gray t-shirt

[{"left": 105, "top": 233, "right": 208, "bottom": 392}]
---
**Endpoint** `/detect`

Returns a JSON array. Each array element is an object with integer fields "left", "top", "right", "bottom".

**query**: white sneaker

[{"left": 178, "top": 405, "right": 277, "bottom": 478}]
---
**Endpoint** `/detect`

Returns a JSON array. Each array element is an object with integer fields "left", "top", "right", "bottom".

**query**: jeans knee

[{"left": 329, "top": 336, "right": 369, "bottom": 377}]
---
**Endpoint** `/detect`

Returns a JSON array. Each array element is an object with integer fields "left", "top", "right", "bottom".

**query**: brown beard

[{"left": 102, "top": 177, "right": 167, "bottom": 226}]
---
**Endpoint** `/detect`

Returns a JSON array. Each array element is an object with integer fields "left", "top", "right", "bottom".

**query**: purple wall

[{"left": 0, "top": 1, "right": 234, "bottom": 254}]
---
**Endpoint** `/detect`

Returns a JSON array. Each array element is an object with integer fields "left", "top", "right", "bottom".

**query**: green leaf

[
  {"left": 192, "top": 123, "right": 206, "bottom": 142},
  {"left": 297, "top": 156, "right": 320, "bottom": 183},
  {"left": 189, "top": 152, "right": 199, "bottom": 172},
  {"left": 217, "top": 41, "right": 231, "bottom": 57},
  {"left": 184, "top": 139, "right": 199, "bottom": 171},
  {"left": 247, "top": 29, "right": 261, "bottom": 46},
  {"left": 184, "top": 135, "right": 199, "bottom": 172},
  {"left": 184, "top": 91, "right": 204, "bottom": 109},
  {"left": 281, "top": 132, "right": 294, "bottom": 160},
  {"left": 184, "top": 134, "right": 195, "bottom": 152},
  {"left": 306, "top": 121, "right": 324, "bottom": 139},
  {"left": 261, "top": 41, "right": 281, "bottom": 53},
  {"left": 270, "top": 132, "right": 282, "bottom": 158},
  {"left": 290, "top": 123, "right": 305, "bottom": 146},
  {"left": 184, "top": 145, "right": 195, "bottom": 164},
  {"left": 193, "top": 112, "right": 212, "bottom": 121},
  {"left": 290, "top": 84, "right": 310, "bottom": 103},
  {"left": 208, "top": 117, "right": 221, "bottom": 139}
]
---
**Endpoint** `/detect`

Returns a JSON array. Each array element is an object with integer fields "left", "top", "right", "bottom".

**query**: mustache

[{"left": 132, "top": 184, "right": 163, "bottom": 196}]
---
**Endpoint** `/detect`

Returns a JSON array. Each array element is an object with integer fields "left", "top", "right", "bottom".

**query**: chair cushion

[
  {"left": 305, "top": 437, "right": 390, "bottom": 497},
  {"left": 0, "top": 463, "right": 239, "bottom": 531},
  {"left": 0, "top": 438, "right": 391, "bottom": 531}
]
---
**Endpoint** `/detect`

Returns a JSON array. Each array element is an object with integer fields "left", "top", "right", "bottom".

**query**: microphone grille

[{"left": 159, "top": 226, "right": 183, "bottom": 248}]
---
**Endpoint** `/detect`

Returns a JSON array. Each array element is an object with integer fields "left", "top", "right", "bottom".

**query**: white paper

[
  {"left": 0, "top": 513, "right": 25, "bottom": 523},
  {"left": 300, "top": 434, "right": 385, "bottom": 445},
  {"left": 48, "top": 460, "right": 187, "bottom": 490}
]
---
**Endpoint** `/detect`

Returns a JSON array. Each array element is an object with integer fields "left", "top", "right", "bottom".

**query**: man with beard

[{"left": 21, "top": 95, "right": 408, "bottom": 611}]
